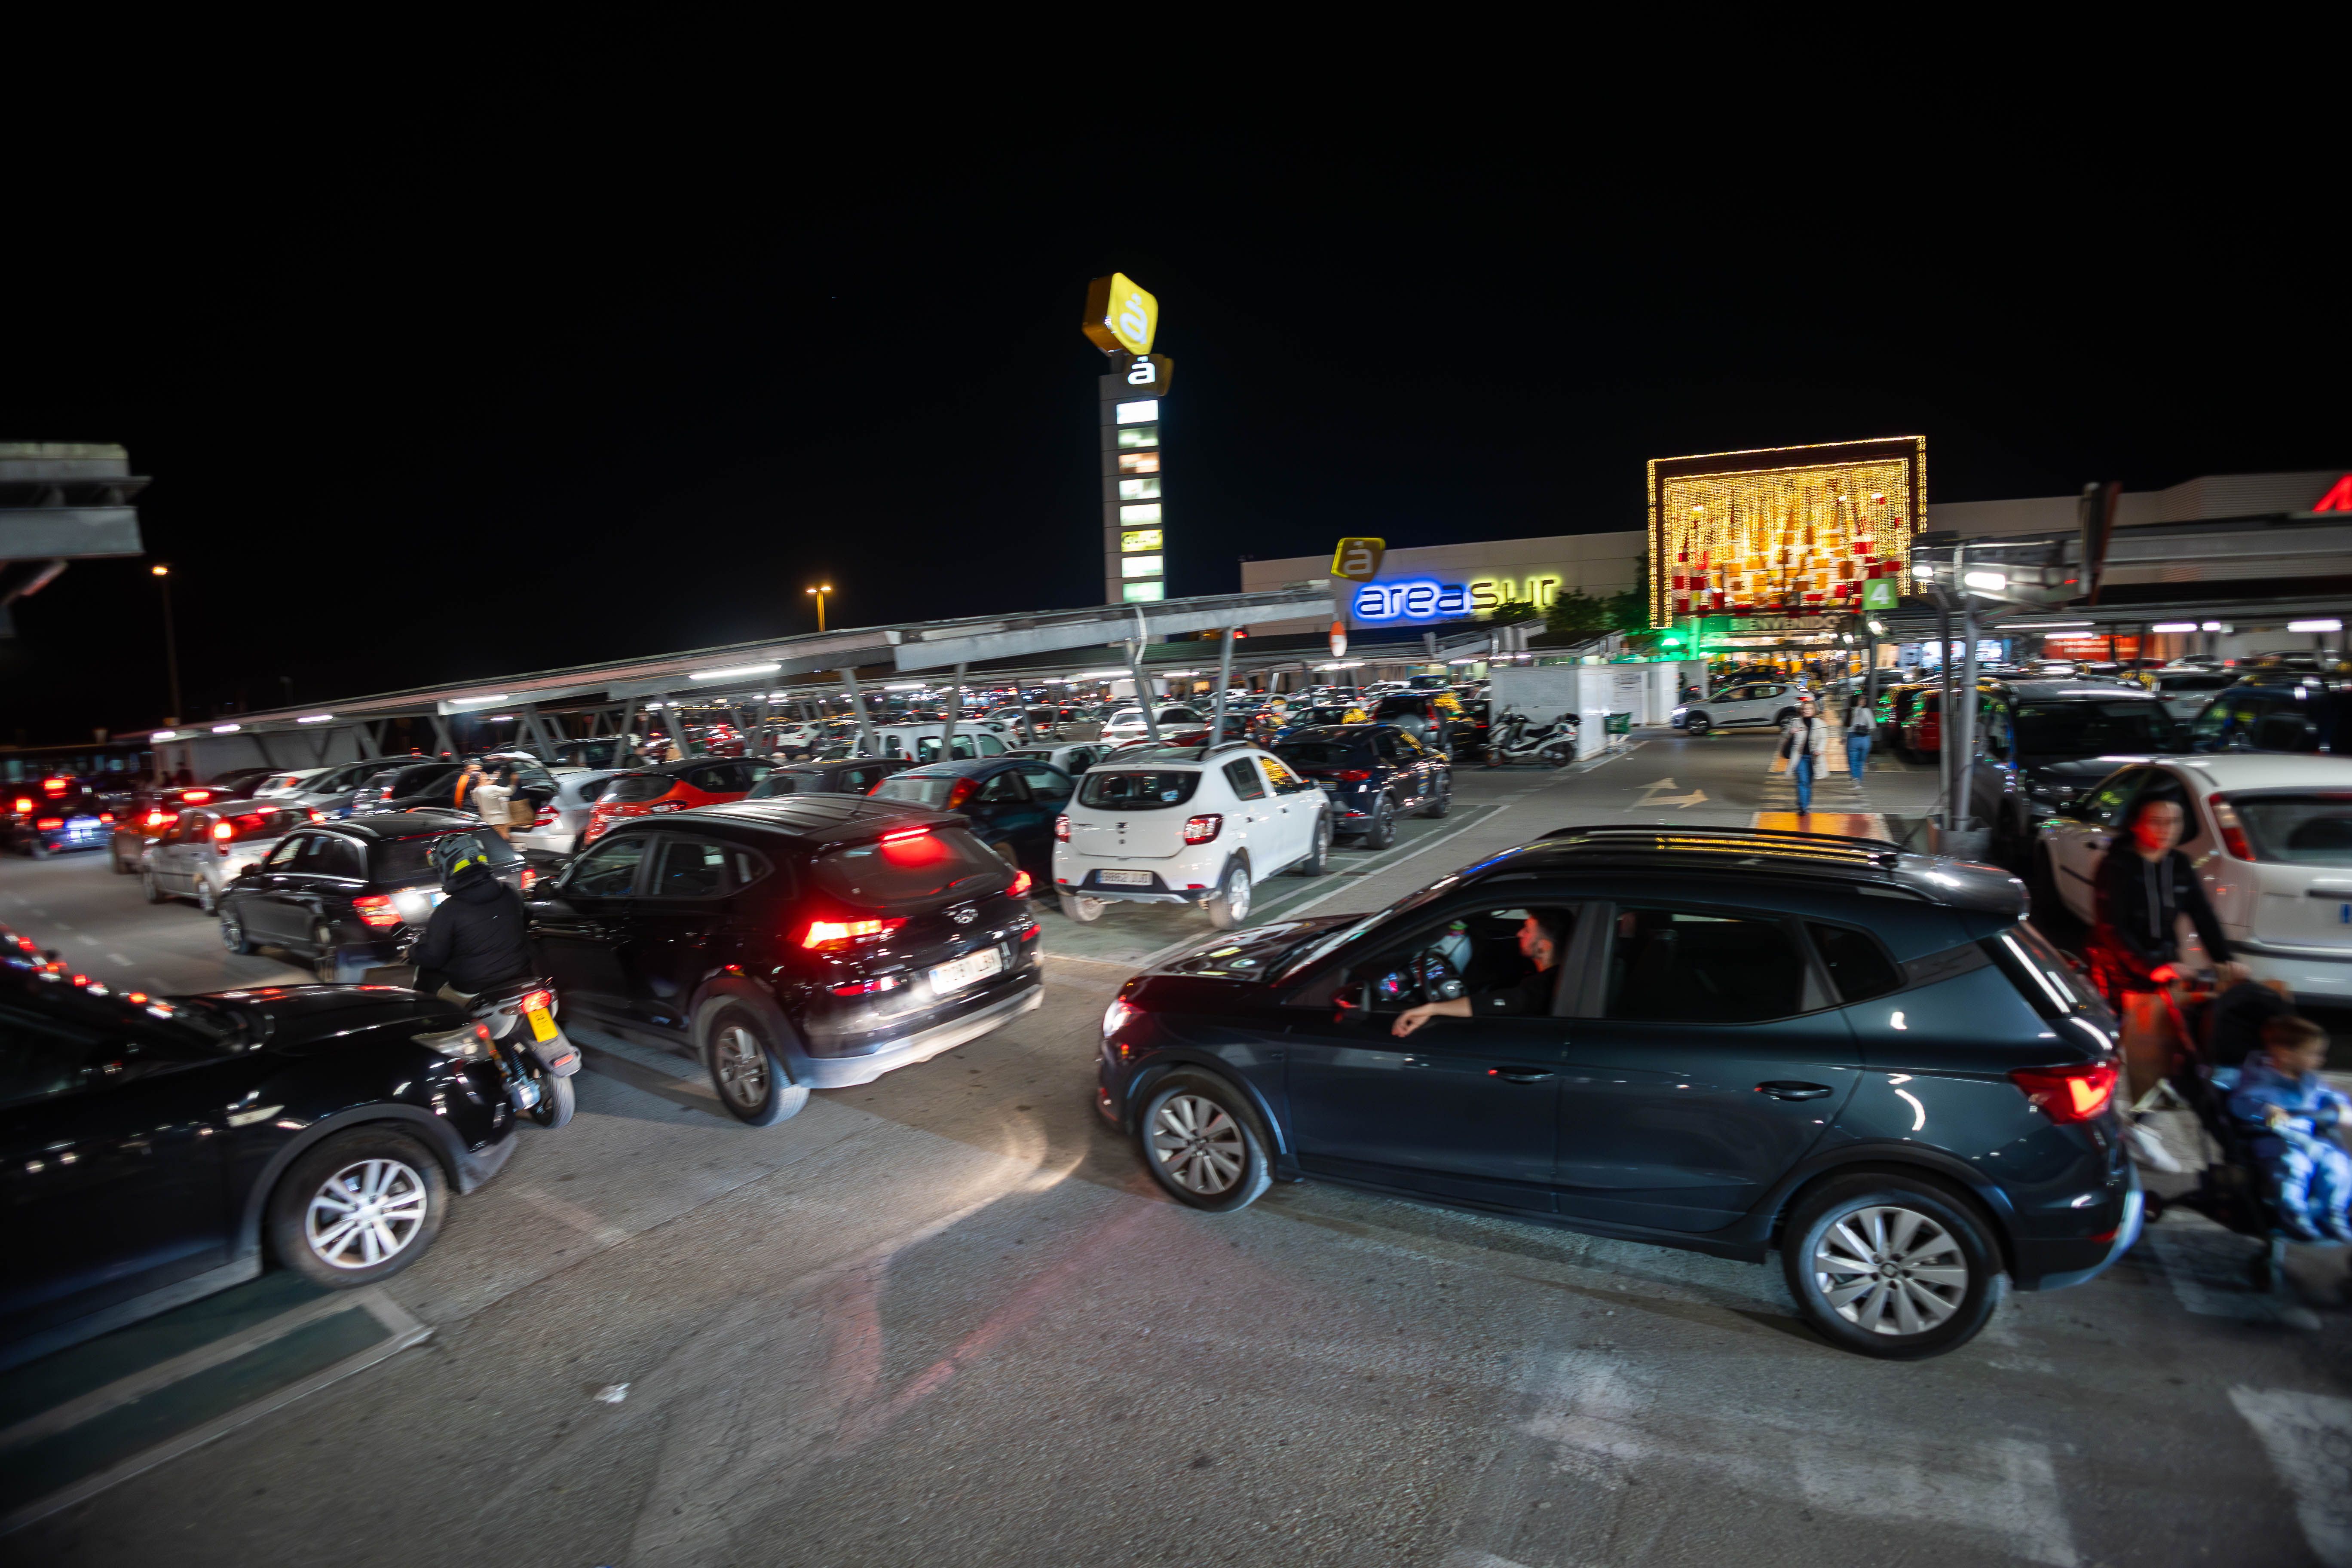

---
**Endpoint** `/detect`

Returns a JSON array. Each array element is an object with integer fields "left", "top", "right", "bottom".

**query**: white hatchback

[
  {"left": 1101, "top": 705, "right": 1203, "bottom": 743},
  {"left": 1052, "top": 743, "right": 1331, "bottom": 928},
  {"left": 2035, "top": 752, "right": 2352, "bottom": 1002}
]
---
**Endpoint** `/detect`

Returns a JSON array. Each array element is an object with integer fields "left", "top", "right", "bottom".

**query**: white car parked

[
  {"left": 1673, "top": 680, "right": 1804, "bottom": 736},
  {"left": 1052, "top": 743, "right": 1331, "bottom": 928},
  {"left": 250, "top": 767, "right": 331, "bottom": 799},
  {"left": 2035, "top": 753, "right": 2352, "bottom": 1002},
  {"left": 1100, "top": 705, "right": 1204, "bottom": 743}
]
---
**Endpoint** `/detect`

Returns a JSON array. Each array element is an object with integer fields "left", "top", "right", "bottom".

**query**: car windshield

[
  {"left": 809, "top": 826, "right": 1009, "bottom": 906},
  {"left": 372, "top": 830, "right": 519, "bottom": 885},
  {"left": 1077, "top": 770, "right": 1202, "bottom": 808},
  {"left": 2012, "top": 698, "right": 2187, "bottom": 758},
  {"left": 2233, "top": 794, "right": 2352, "bottom": 865}
]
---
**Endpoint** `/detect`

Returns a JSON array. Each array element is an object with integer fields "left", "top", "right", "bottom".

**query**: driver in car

[{"left": 1391, "top": 910, "right": 1568, "bottom": 1036}]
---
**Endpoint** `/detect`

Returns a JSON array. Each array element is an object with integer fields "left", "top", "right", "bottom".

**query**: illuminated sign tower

[
  {"left": 1647, "top": 437, "right": 1927, "bottom": 626},
  {"left": 1083, "top": 273, "right": 1176, "bottom": 605}
]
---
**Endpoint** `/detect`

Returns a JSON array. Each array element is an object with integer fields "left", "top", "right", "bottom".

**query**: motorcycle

[
  {"left": 413, "top": 971, "right": 582, "bottom": 1129},
  {"left": 1482, "top": 710, "right": 1577, "bottom": 768}
]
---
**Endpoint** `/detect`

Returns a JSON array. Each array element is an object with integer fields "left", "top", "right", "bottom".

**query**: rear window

[
  {"left": 1077, "top": 770, "right": 1202, "bottom": 810},
  {"left": 1280, "top": 740, "right": 1374, "bottom": 768},
  {"left": 809, "top": 826, "right": 1009, "bottom": 906},
  {"left": 371, "top": 829, "right": 520, "bottom": 885},
  {"left": 2012, "top": 699, "right": 2187, "bottom": 757},
  {"left": 871, "top": 772, "right": 960, "bottom": 808},
  {"left": 599, "top": 774, "right": 675, "bottom": 805},
  {"left": 2233, "top": 793, "right": 2352, "bottom": 865},
  {"left": 748, "top": 773, "right": 806, "bottom": 798},
  {"left": 1982, "top": 922, "right": 2105, "bottom": 1020},
  {"left": 222, "top": 808, "right": 303, "bottom": 842}
]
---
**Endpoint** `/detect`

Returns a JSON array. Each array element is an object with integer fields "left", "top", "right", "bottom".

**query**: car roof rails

[{"left": 1534, "top": 822, "right": 1905, "bottom": 870}]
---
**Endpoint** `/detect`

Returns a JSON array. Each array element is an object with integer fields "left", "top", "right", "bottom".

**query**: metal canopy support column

[
  {"left": 1212, "top": 631, "right": 1235, "bottom": 743},
  {"left": 1126, "top": 641, "right": 1162, "bottom": 745},
  {"left": 940, "top": 663, "right": 964, "bottom": 759},
  {"left": 1936, "top": 604, "right": 1954, "bottom": 831},
  {"left": 839, "top": 667, "right": 877, "bottom": 756},
  {"left": 429, "top": 714, "right": 456, "bottom": 759},
  {"left": 753, "top": 692, "right": 771, "bottom": 757},
  {"left": 1956, "top": 605, "right": 1981, "bottom": 833}
]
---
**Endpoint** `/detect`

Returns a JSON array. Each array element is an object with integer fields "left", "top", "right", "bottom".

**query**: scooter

[
  {"left": 1482, "top": 710, "right": 1577, "bottom": 768},
  {"left": 414, "top": 972, "right": 582, "bottom": 1129}
]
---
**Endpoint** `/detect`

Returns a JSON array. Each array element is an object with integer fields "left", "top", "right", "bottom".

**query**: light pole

[
  {"left": 151, "top": 564, "right": 182, "bottom": 724},
  {"left": 806, "top": 583, "right": 834, "bottom": 632}
]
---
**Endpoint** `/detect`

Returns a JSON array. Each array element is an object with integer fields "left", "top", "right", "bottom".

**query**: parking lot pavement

[{"left": 6, "top": 782, "right": 2350, "bottom": 1565}]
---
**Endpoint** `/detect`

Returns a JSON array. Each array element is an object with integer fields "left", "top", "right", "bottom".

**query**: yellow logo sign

[
  {"left": 1330, "top": 538, "right": 1387, "bottom": 582},
  {"left": 1082, "top": 273, "right": 1159, "bottom": 358}
]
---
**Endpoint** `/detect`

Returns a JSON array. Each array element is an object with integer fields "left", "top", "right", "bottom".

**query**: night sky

[{"left": 4, "top": 112, "right": 2341, "bottom": 744}]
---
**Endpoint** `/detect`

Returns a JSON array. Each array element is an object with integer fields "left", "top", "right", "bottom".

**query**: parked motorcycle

[
  {"left": 414, "top": 974, "right": 582, "bottom": 1129},
  {"left": 1482, "top": 710, "right": 1577, "bottom": 768}
]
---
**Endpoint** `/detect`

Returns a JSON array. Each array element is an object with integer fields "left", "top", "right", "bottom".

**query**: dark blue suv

[{"left": 1095, "top": 824, "right": 2140, "bottom": 1359}]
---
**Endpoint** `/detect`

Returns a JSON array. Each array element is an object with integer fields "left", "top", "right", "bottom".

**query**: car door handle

[
  {"left": 1489, "top": 1068, "right": 1555, "bottom": 1084},
  {"left": 1755, "top": 1081, "right": 1834, "bottom": 1101}
]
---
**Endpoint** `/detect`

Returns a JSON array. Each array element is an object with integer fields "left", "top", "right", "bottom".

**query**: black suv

[
  {"left": 2186, "top": 673, "right": 2343, "bottom": 754},
  {"left": 1095, "top": 824, "right": 2138, "bottom": 1359},
  {"left": 526, "top": 796, "right": 1041, "bottom": 1124},
  {"left": 0, "top": 922, "right": 513, "bottom": 1367},
  {"left": 747, "top": 757, "right": 910, "bottom": 799},
  {"left": 1274, "top": 724, "right": 1451, "bottom": 848},
  {"left": 218, "top": 812, "right": 531, "bottom": 980},
  {"left": 1963, "top": 679, "right": 2191, "bottom": 862}
]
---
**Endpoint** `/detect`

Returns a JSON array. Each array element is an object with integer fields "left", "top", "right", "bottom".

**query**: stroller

[{"left": 2138, "top": 980, "right": 2343, "bottom": 1292}]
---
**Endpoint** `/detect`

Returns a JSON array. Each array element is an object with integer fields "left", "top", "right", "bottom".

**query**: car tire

[
  {"left": 1293, "top": 812, "right": 1332, "bottom": 876},
  {"left": 268, "top": 1127, "right": 448, "bottom": 1287},
  {"left": 141, "top": 870, "right": 165, "bottom": 904},
  {"left": 220, "top": 908, "right": 255, "bottom": 955},
  {"left": 1136, "top": 1071, "right": 1274, "bottom": 1213},
  {"left": 704, "top": 1003, "right": 808, "bottom": 1127},
  {"left": 1059, "top": 891, "right": 1107, "bottom": 922},
  {"left": 1204, "top": 859, "right": 1253, "bottom": 929},
  {"left": 1780, "top": 1171, "right": 2006, "bottom": 1360},
  {"left": 1684, "top": 713, "right": 1712, "bottom": 737},
  {"left": 1421, "top": 776, "right": 1452, "bottom": 818},
  {"left": 26, "top": 838, "right": 49, "bottom": 860},
  {"left": 1362, "top": 799, "right": 1396, "bottom": 850}
]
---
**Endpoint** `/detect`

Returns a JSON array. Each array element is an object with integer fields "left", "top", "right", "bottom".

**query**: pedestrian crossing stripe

[{"left": 1752, "top": 811, "right": 1890, "bottom": 842}]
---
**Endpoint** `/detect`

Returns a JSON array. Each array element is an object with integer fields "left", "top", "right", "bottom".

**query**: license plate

[
  {"left": 1316, "top": 781, "right": 1338, "bottom": 792},
  {"left": 929, "top": 947, "right": 1003, "bottom": 995},
  {"left": 1099, "top": 869, "right": 1152, "bottom": 886},
  {"left": 527, "top": 1005, "right": 558, "bottom": 1042}
]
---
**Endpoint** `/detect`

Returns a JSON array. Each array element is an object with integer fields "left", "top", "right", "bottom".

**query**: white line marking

[
  {"left": 513, "top": 1185, "right": 632, "bottom": 1247},
  {"left": 2231, "top": 1387, "right": 2352, "bottom": 1566},
  {"left": 106, "top": 952, "right": 132, "bottom": 966}
]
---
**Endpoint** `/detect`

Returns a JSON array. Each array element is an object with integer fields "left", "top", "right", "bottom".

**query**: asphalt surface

[{"left": 5, "top": 734, "right": 2349, "bottom": 1567}]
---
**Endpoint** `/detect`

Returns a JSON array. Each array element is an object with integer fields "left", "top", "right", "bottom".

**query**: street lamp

[
  {"left": 151, "top": 564, "right": 182, "bottom": 724},
  {"left": 806, "top": 583, "right": 834, "bottom": 632}
]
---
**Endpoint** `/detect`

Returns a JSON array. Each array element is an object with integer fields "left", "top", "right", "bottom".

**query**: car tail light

[
  {"left": 1009, "top": 869, "right": 1032, "bottom": 897},
  {"left": 1183, "top": 814, "right": 1223, "bottom": 844},
  {"left": 946, "top": 777, "right": 977, "bottom": 810},
  {"left": 354, "top": 894, "right": 403, "bottom": 928},
  {"left": 308, "top": 809, "right": 326, "bottom": 822},
  {"left": 879, "top": 826, "right": 930, "bottom": 842},
  {"left": 214, "top": 821, "right": 235, "bottom": 841},
  {"left": 830, "top": 975, "right": 906, "bottom": 996},
  {"left": 521, "top": 866, "right": 537, "bottom": 892},
  {"left": 185, "top": 790, "right": 211, "bottom": 802},
  {"left": 35, "top": 818, "right": 63, "bottom": 830},
  {"left": 1329, "top": 769, "right": 1372, "bottom": 782},
  {"left": 535, "top": 805, "right": 558, "bottom": 827},
  {"left": 2010, "top": 1062, "right": 2118, "bottom": 1124},
  {"left": 12, "top": 798, "right": 30, "bottom": 813},
  {"left": 1054, "top": 814, "right": 1070, "bottom": 842},
  {"left": 98, "top": 812, "right": 113, "bottom": 824},
  {"left": 2212, "top": 797, "right": 2255, "bottom": 861},
  {"left": 802, "top": 916, "right": 907, "bottom": 950},
  {"left": 42, "top": 777, "right": 67, "bottom": 795}
]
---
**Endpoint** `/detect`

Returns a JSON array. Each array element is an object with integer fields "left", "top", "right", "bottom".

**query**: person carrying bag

[
  {"left": 1844, "top": 695, "right": 1877, "bottom": 783},
  {"left": 1776, "top": 698, "right": 1832, "bottom": 815}
]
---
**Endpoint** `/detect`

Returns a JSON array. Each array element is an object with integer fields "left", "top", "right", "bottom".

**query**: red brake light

[
  {"left": 1010, "top": 869, "right": 1032, "bottom": 897},
  {"left": 353, "top": 894, "right": 403, "bottom": 929},
  {"left": 145, "top": 810, "right": 172, "bottom": 829},
  {"left": 35, "top": 818, "right": 63, "bottom": 830},
  {"left": 2009, "top": 1062, "right": 2117, "bottom": 1124},
  {"left": 12, "top": 799, "right": 30, "bottom": 813},
  {"left": 879, "top": 826, "right": 931, "bottom": 842},
  {"left": 185, "top": 790, "right": 211, "bottom": 802},
  {"left": 1330, "top": 769, "right": 1372, "bottom": 782},
  {"left": 214, "top": 821, "right": 234, "bottom": 840},
  {"left": 802, "top": 917, "right": 908, "bottom": 950},
  {"left": 2212, "top": 797, "right": 2255, "bottom": 861},
  {"left": 98, "top": 812, "right": 113, "bottom": 824},
  {"left": 1182, "top": 813, "right": 1223, "bottom": 844},
  {"left": 42, "top": 778, "right": 67, "bottom": 794},
  {"left": 945, "top": 777, "right": 977, "bottom": 810}
]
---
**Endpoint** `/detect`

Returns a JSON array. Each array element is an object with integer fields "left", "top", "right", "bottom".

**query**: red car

[{"left": 579, "top": 758, "right": 772, "bottom": 846}]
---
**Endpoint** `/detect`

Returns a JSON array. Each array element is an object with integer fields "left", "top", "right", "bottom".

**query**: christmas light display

[{"left": 1646, "top": 438, "right": 1927, "bottom": 626}]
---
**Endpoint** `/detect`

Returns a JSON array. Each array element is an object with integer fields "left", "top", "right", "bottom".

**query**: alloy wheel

[
  {"left": 304, "top": 1157, "right": 429, "bottom": 1270},
  {"left": 1149, "top": 1093, "right": 1246, "bottom": 1195},
  {"left": 1225, "top": 867, "right": 1252, "bottom": 922},
  {"left": 713, "top": 1023, "right": 769, "bottom": 1109},
  {"left": 1809, "top": 1204, "right": 1970, "bottom": 1336}
]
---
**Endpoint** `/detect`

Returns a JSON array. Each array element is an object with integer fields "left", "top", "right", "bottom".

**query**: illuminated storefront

[{"left": 1649, "top": 438, "right": 1927, "bottom": 626}]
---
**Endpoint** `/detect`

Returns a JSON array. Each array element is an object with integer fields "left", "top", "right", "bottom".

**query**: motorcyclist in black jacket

[{"left": 410, "top": 834, "right": 535, "bottom": 1003}]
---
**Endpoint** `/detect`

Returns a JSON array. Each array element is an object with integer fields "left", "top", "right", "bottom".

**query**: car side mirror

[{"left": 236, "top": 864, "right": 258, "bottom": 879}]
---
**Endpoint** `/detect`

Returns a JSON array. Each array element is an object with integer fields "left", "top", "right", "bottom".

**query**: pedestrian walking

[
  {"left": 1844, "top": 693, "right": 1877, "bottom": 783},
  {"left": 1777, "top": 698, "right": 1832, "bottom": 815},
  {"left": 469, "top": 766, "right": 512, "bottom": 842}
]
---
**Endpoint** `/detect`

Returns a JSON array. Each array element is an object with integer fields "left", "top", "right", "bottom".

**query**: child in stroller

[{"left": 2228, "top": 1015, "right": 2352, "bottom": 1243}]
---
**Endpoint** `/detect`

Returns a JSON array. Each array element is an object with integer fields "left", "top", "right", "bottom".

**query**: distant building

[{"left": 1240, "top": 533, "right": 1645, "bottom": 637}]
